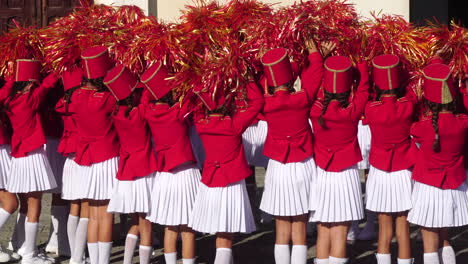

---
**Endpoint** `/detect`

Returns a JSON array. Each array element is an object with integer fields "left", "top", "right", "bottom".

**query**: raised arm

[
  {"left": 233, "top": 81, "right": 265, "bottom": 134},
  {"left": 300, "top": 52, "right": 323, "bottom": 102},
  {"left": 33, "top": 72, "right": 59, "bottom": 104},
  {"left": 351, "top": 62, "right": 370, "bottom": 116}
]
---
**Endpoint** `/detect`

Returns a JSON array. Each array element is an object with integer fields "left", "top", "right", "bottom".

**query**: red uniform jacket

[
  {"left": 195, "top": 82, "right": 264, "bottom": 187},
  {"left": 0, "top": 83, "right": 11, "bottom": 145},
  {"left": 0, "top": 74, "right": 58, "bottom": 157},
  {"left": 70, "top": 88, "right": 119, "bottom": 166},
  {"left": 40, "top": 87, "right": 64, "bottom": 139},
  {"left": 310, "top": 63, "right": 370, "bottom": 171},
  {"left": 143, "top": 94, "right": 196, "bottom": 172},
  {"left": 55, "top": 98, "right": 78, "bottom": 156},
  {"left": 411, "top": 113, "right": 468, "bottom": 189},
  {"left": 113, "top": 105, "right": 158, "bottom": 180},
  {"left": 263, "top": 52, "right": 323, "bottom": 163},
  {"left": 365, "top": 94, "right": 419, "bottom": 171}
]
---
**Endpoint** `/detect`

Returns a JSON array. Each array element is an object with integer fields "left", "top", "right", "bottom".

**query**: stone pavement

[{"left": 1, "top": 168, "right": 468, "bottom": 263}]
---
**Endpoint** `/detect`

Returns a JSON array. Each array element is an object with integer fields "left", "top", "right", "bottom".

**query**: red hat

[
  {"left": 103, "top": 64, "right": 138, "bottom": 101},
  {"left": 324, "top": 56, "right": 353, "bottom": 93},
  {"left": 15, "top": 59, "right": 41, "bottom": 82},
  {"left": 372, "top": 54, "right": 401, "bottom": 90},
  {"left": 140, "top": 61, "right": 172, "bottom": 100},
  {"left": 423, "top": 63, "right": 455, "bottom": 104},
  {"left": 81, "top": 46, "right": 112, "bottom": 79},
  {"left": 62, "top": 67, "right": 83, "bottom": 91},
  {"left": 261, "top": 48, "right": 294, "bottom": 88}
]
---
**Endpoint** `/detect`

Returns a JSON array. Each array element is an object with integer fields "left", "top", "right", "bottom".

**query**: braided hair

[
  {"left": 318, "top": 90, "right": 351, "bottom": 128},
  {"left": 81, "top": 76, "right": 106, "bottom": 92},
  {"left": 425, "top": 99, "right": 457, "bottom": 152},
  {"left": 4, "top": 81, "right": 35, "bottom": 111},
  {"left": 374, "top": 86, "right": 405, "bottom": 101},
  {"left": 115, "top": 88, "right": 144, "bottom": 118},
  {"left": 267, "top": 80, "right": 295, "bottom": 95}
]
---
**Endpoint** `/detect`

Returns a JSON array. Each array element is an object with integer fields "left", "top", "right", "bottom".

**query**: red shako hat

[
  {"left": 372, "top": 54, "right": 401, "bottom": 90},
  {"left": 103, "top": 64, "right": 138, "bottom": 101},
  {"left": 15, "top": 59, "right": 41, "bottom": 82},
  {"left": 261, "top": 48, "right": 294, "bottom": 88},
  {"left": 81, "top": 46, "right": 112, "bottom": 79},
  {"left": 423, "top": 63, "right": 455, "bottom": 104},
  {"left": 141, "top": 61, "right": 173, "bottom": 100},
  {"left": 62, "top": 67, "right": 83, "bottom": 91},
  {"left": 323, "top": 56, "right": 353, "bottom": 93}
]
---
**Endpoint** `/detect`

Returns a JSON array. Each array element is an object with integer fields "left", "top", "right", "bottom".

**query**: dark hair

[
  {"left": 115, "top": 88, "right": 144, "bottom": 118},
  {"left": 424, "top": 99, "right": 458, "bottom": 152},
  {"left": 267, "top": 80, "right": 295, "bottom": 95},
  {"left": 63, "top": 86, "right": 80, "bottom": 113},
  {"left": 318, "top": 90, "right": 351, "bottom": 128},
  {"left": 4, "top": 81, "right": 35, "bottom": 111},
  {"left": 374, "top": 86, "right": 405, "bottom": 101},
  {"left": 152, "top": 91, "right": 175, "bottom": 106},
  {"left": 82, "top": 76, "right": 106, "bottom": 92}
]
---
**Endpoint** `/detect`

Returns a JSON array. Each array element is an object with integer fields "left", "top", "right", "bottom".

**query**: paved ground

[{"left": 2, "top": 168, "right": 468, "bottom": 263}]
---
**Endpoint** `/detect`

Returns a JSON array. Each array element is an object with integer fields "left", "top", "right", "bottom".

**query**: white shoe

[
  {"left": 0, "top": 246, "right": 11, "bottom": 263},
  {"left": 10, "top": 251, "right": 21, "bottom": 261},
  {"left": 45, "top": 244, "right": 58, "bottom": 255},
  {"left": 20, "top": 253, "right": 55, "bottom": 264}
]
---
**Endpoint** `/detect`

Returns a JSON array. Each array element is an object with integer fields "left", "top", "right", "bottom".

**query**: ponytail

[
  {"left": 425, "top": 100, "right": 458, "bottom": 153},
  {"left": 318, "top": 90, "right": 350, "bottom": 128}
]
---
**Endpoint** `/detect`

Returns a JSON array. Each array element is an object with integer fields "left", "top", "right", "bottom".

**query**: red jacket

[
  {"left": 310, "top": 63, "right": 370, "bottom": 171},
  {"left": 411, "top": 113, "right": 468, "bottom": 189},
  {"left": 143, "top": 94, "right": 196, "bottom": 172},
  {"left": 55, "top": 97, "right": 78, "bottom": 156},
  {"left": 70, "top": 88, "right": 120, "bottom": 165},
  {"left": 0, "top": 74, "right": 58, "bottom": 157},
  {"left": 0, "top": 112, "right": 10, "bottom": 145},
  {"left": 263, "top": 52, "right": 323, "bottom": 163},
  {"left": 365, "top": 94, "right": 419, "bottom": 171},
  {"left": 195, "top": 82, "right": 264, "bottom": 187},
  {"left": 113, "top": 105, "right": 158, "bottom": 180}
]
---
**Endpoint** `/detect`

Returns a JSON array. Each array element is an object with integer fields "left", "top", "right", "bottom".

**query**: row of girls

[{"left": 0, "top": 39, "right": 467, "bottom": 264}]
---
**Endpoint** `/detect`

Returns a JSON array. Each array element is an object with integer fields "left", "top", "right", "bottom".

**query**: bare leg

[
  {"left": 316, "top": 223, "right": 331, "bottom": 259},
  {"left": 138, "top": 213, "right": 152, "bottom": 247},
  {"left": 377, "top": 213, "right": 393, "bottom": 254},
  {"left": 395, "top": 212, "right": 411, "bottom": 259},
  {"left": 276, "top": 216, "right": 292, "bottom": 244},
  {"left": 329, "top": 222, "right": 350, "bottom": 258},
  {"left": 180, "top": 225, "right": 196, "bottom": 259},
  {"left": 164, "top": 226, "right": 179, "bottom": 253},
  {"left": 291, "top": 215, "right": 308, "bottom": 245}
]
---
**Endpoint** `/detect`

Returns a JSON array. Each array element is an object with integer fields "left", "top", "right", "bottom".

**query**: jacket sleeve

[
  {"left": 0, "top": 80, "right": 14, "bottom": 104},
  {"left": 350, "top": 62, "right": 370, "bottom": 118},
  {"left": 460, "top": 78, "right": 468, "bottom": 111},
  {"left": 410, "top": 121, "right": 424, "bottom": 144},
  {"left": 33, "top": 73, "right": 59, "bottom": 108},
  {"left": 300, "top": 52, "right": 324, "bottom": 102},
  {"left": 233, "top": 81, "right": 265, "bottom": 134}
]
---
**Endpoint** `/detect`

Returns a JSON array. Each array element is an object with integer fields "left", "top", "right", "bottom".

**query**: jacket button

[
  {"left": 327, "top": 149, "right": 331, "bottom": 152},
  {"left": 215, "top": 163, "right": 220, "bottom": 168}
]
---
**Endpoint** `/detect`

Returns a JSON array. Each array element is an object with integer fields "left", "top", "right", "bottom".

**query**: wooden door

[
  {"left": 41, "top": 0, "right": 86, "bottom": 27},
  {"left": 0, "top": 0, "right": 37, "bottom": 32}
]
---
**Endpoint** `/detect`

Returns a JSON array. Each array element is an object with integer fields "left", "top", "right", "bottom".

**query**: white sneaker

[
  {"left": 20, "top": 253, "right": 55, "bottom": 264},
  {"left": 45, "top": 244, "right": 58, "bottom": 255},
  {"left": 0, "top": 246, "right": 11, "bottom": 263},
  {"left": 10, "top": 251, "right": 21, "bottom": 261}
]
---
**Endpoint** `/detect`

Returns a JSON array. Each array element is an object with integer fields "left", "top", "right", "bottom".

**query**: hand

[
  {"left": 435, "top": 45, "right": 449, "bottom": 59},
  {"left": 305, "top": 39, "right": 318, "bottom": 53},
  {"left": 320, "top": 41, "right": 336, "bottom": 57}
]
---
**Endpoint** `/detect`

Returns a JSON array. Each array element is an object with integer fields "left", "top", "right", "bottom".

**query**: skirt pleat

[
  {"left": 0, "top": 145, "right": 11, "bottom": 189},
  {"left": 6, "top": 148, "right": 57, "bottom": 193},
  {"left": 108, "top": 173, "right": 155, "bottom": 214},
  {"left": 242, "top": 120, "right": 269, "bottom": 168},
  {"left": 189, "top": 180, "right": 256, "bottom": 234},
  {"left": 365, "top": 166, "right": 413, "bottom": 213},
  {"left": 408, "top": 182, "right": 468, "bottom": 228},
  {"left": 357, "top": 121, "right": 371, "bottom": 170},
  {"left": 61, "top": 156, "right": 88, "bottom": 200},
  {"left": 45, "top": 138, "right": 67, "bottom": 194},
  {"left": 81, "top": 157, "right": 118, "bottom": 200},
  {"left": 309, "top": 165, "right": 364, "bottom": 223},
  {"left": 260, "top": 157, "right": 316, "bottom": 216},
  {"left": 147, "top": 164, "right": 201, "bottom": 225}
]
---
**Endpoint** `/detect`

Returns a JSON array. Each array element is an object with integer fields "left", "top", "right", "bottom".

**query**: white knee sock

[
  {"left": 71, "top": 218, "right": 88, "bottom": 263},
  {"left": 123, "top": 234, "right": 138, "bottom": 264},
  {"left": 314, "top": 258, "right": 329, "bottom": 264},
  {"left": 439, "top": 246, "right": 456, "bottom": 264},
  {"left": 274, "top": 244, "right": 290, "bottom": 264},
  {"left": 52, "top": 206, "right": 71, "bottom": 256},
  {"left": 376, "top": 253, "right": 391, "bottom": 264},
  {"left": 423, "top": 252, "right": 440, "bottom": 264},
  {"left": 24, "top": 222, "right": 38, "bottom": 255},
  {"left": 0, "top": 208, "right": 11, "bottom": 229},
  {"left": 98, "top": 242, "right": 112, "bottom": 264},
  {"left": 397, "top": 258, "right": 414, "bottom": 264},
  {"left": 87, "top": 242, "right": 99, "bottom": 264},
  {"left": 67, "top": 215, "right": 79, "bottom": 257},
  {"left": 182, "top": 258, "right": 196, "bottom": 264},
  {"left": 291, "top": 245, "right": 307, "bottom": 264},
  {"left": 139, "top": 245, "right": 152, "bottom": 264},
  {"left": 214, "top": 248, "right": 232, "bottom": 264},
  {"left": 329, "top": 256, "right": 348, "bottom": 264},
  {"left": 164, "top": 252, "right": 177, "bottom": 264}
]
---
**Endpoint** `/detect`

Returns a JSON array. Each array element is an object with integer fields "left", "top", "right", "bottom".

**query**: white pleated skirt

[
  {"left": 0, "top": 145, "right": 11, "bottom": 189},
  {"left": 6, "top": 148, "right": 57, "bottom": 193},
  {"left": 365, "top": 166, "right": 413, "bottom": 213},
  {"left": 189, "top": 126, "right": 206, "bottom": 170},
  {"left": 61, "top": 156, "right": 88, "bottom": 200},
  {"left": 108, "top": 173, "right": 155, "bottom": 214},
  {"left": 242, "top": 120, "right": 269, "bottom": 168},
  {"left": 147, "top": 164, "right": 201, "bottom": 225},
  {"left": 357, "top": 121, "right": 371, "bottom": 170},
  {"left": 45, "top": 138, "right": 67, "bottom": 194},
  {"left": 260, "top": 157, "right": 316, "bottom": 216},
  {"left": 189, "top": 180, "right": 256, "bottom": 234},
  {"left": 80, "top": 157, "right": 118, "bottom": 200},
  {"left": 309, "top": 165, "right": 364, "bottom": 223},
  {"left": 408, "top": 182, "right": 468, "bottom": 228}
]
